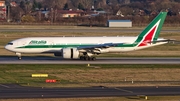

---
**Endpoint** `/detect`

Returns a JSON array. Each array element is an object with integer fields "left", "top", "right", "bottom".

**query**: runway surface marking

[
  {"left": 0, "top": 84, "right": 10, "bottom": 88},
  {"left": 114, "top": 87, "right": 133, "bottom": 93},
  {"left": 1, "top": 84, "right": 180, "bottom": 98}
]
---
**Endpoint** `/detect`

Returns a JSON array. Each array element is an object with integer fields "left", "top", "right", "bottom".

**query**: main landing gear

[
  {"left": 16, "top": 53, "right": 22, "bottom": 60},
  {"left": 80, "top": 56, "right": 96, "bottom": 61}
]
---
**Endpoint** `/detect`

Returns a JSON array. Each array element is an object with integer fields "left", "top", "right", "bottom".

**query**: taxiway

[{"left": 0, "top": 84, "right": 180, "bottom": 98}]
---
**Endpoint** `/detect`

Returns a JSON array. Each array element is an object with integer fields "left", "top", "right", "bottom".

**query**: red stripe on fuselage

[{"left": 138, "top": 26, "right": 156, "bottom": 47}]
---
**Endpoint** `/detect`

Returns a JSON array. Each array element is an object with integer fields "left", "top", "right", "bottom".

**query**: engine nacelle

[{"left": 62, "top": 48, "right": 79, "bottom": 59}]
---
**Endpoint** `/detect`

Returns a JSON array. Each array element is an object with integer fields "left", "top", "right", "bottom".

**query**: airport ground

[
  {"left": 1, "top": 96, "right": 180, "bottom": 101},
  {"left": 0, "top": 64, "right": 180, "bottom": 87},
  {"left": 0, "top": 26, "right": 180, "bottom": 100}
]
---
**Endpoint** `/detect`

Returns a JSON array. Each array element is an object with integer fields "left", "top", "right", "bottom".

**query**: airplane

[{"left": 5, "top": 12, "right": 173, "bottom": 60}]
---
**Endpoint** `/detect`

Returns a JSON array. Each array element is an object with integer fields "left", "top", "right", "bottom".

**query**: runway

[
  {"left": 0, "top": 56, "right": 180, "bottom": 64},
  {"left": 0, "top": 84, "right": 180, "bottom": 98}
]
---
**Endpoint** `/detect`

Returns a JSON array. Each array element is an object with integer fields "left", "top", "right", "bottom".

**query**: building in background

[
  {"left": 0, "top": 0, "right": 6, "bottom": 21},
  {"left": 107, "top": 20, "right": 132, "bottom": 27},
  {"left": 0, "top": 0, "right": 5, "bottom": 6},
  {"left": 57, "top": 9, "right": 84, "bottom": 18}
]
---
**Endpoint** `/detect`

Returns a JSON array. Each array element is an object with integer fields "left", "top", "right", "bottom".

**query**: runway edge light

[
  {"left": 32, "top": 74, "right": 48, "bottom": 77},
  {"left": 145, "top": 96, "right": 148, "bottom": 100},
  {"left": 46, "top": 79, "right": 56, "bottom": 83}
]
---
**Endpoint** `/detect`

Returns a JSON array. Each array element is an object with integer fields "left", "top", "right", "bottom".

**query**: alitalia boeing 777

[{"left": 5, "top": 12, "right": 172, "bottom": 60}]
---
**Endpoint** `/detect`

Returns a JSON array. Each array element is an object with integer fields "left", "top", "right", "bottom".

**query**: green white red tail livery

[{"left": 135, "top": 12, "right": 167, "bottom": 47}]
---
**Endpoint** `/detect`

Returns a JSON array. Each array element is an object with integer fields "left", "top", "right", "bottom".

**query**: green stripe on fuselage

[
  {"left": 16, "top": 43, "right": 137, "bottom": 49},
  {"left": 17, "top": 44, "right": 95, "bottom": 48}
]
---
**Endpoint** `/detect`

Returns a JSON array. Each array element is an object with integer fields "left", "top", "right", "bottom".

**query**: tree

[
  {"left": 131, "top": 0, "right": 146, "bottom": 2},
  {"left": 131, "top": 2, "right": 144, "bottom": 9},
  {"left": 97, "top": 8, "right": 103, "bottom": 11},
  {"left": 174, "top": 0, "right": 180, "bottom": 3},
  {"left": 10, "top": 6, "right": 24, "bottom": 22},
  {"left": 20, "top": 1, "right": 25, "bottom": 10},
  {"left": 19, "top": 1, "right": 32, "bottom": 14},
  {"left": 32, "top": 0, "right": 38, "bottom": 11},
  {"left": 38, "top": 2, "right": 42, "bottom": 9},
  {"left": 21, "top": 15, "right": 35, "bottom": 22},
  {"left": 78, "top": 3, "right": 84, "bottom": 10},
  {"left": 108, "top": 0, "right": 120, "bottom": 4},
  {"left": 43, "top": 0, "right": 67, "bottom": 9},
  {"left": 120, "top": 6, "right": 133, "bottom": 16},
  {"left": 63, "top": 3, "right": 69, "bottom": 10},
  {"left": 25, "top": 1, "right": 32, "bottom": 14},
  {"left": 71, "top": 0, "right": 79, "bottom": 8},
  {"left": 78, "top": 0, "right": 93, "bottom": 10},
  {"left": 170, "top": 2, "right": 180, "bottom": 14},
  {"left": 94, "top": 0, "right": 106, "bottom": 9}
]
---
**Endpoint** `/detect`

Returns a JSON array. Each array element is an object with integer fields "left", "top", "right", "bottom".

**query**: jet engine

[{"left": 62, "top": 48, "right": 79, "bottom": 59}]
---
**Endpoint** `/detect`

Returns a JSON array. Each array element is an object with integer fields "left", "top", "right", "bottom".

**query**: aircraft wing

[{"left": 77, "top": 43, "right": 123, "bottom": 50}]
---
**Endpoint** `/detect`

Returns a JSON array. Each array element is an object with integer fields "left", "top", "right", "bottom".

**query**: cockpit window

[{"left": 7, "top": 43, "right": 13, "bottom": 45}]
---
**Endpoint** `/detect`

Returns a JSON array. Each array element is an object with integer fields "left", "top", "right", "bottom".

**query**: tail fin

[{"left": 134, "top": 12, "right": 167, "bottom": 47}]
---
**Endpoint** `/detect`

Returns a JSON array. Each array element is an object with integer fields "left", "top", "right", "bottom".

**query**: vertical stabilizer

[{"left": 134, "top": 12, "right": 167, "bottom": 47}]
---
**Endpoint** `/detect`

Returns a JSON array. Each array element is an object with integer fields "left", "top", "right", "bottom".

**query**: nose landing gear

[{"left": 16, "top": 53, "right": 22, "bottom": 60}]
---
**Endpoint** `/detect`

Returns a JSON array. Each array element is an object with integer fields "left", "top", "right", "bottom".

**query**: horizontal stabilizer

[{"left": 151, "top": 39, "right": 176, "bottom": 43}]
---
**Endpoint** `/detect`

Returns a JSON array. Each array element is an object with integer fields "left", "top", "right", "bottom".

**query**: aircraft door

[
  {"left": 48, "top": 41, "right": 54, "bottom": 48},
  {"left": 98, "top": 40, "right": 104, "bottom": 44}
]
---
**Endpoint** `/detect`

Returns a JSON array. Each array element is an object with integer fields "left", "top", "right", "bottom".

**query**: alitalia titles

[{"left": 29, "top": 40, "right": 47, "bottom": 45}]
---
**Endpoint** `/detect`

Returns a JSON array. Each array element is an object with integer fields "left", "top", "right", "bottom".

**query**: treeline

[
  {"left": 10, "top": 0, "right": 180, "bottom": 14},
  {"left": 5, "top": 0, "right": 180, "bottom": 25}
]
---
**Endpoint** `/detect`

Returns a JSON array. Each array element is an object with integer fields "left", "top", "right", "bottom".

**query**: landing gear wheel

[
  {"left": 92, "top": 57, "right": 96, "bottom": 61},
  {"left": 80, "top": 56, "right": 84, "bottom": 60},
  {"left": 18, "top": 57, "right": 22, "bottom": 60},
  {"left": 16, "top": 53, "right": 22, "bottom": 60},
  {"left": 84, "top": 56, "right": 88, "bottom": 61},
  {"left": 80, "top": 55, "right": 96, "bottom": 61},
  {"left": 88, "top": 57, "right": 91, "bottom": 60}
]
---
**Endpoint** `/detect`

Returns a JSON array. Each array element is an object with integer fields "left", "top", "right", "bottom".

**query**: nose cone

[
  {"left": 5, "top": 45, "right": 10, "bottom": 50},
  {"left": 5, "top": 45, "right": 14, "bottom": 52}
]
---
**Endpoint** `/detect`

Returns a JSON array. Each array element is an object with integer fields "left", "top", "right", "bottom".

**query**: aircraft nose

[
  {"left": 5, "top": 45, "right": 13, "bottom": 51},
  {"left": 5, "top": 45, "right": 10, "bottom": 50}
]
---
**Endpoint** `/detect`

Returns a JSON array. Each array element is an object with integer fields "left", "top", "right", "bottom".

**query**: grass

[
  {"left": 0, "top": 24, "right": 179, "bottom": 29},
  {"left": 0, "top": 64, "right": 180, "bottom": 87},
  {"left": 0, "top": 25, "right": 81, "bottom": 29}
]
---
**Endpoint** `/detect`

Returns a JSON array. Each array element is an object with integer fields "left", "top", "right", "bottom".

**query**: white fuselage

[{"left": 5, "top": 36, "right": 167, "bottom": 54}]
